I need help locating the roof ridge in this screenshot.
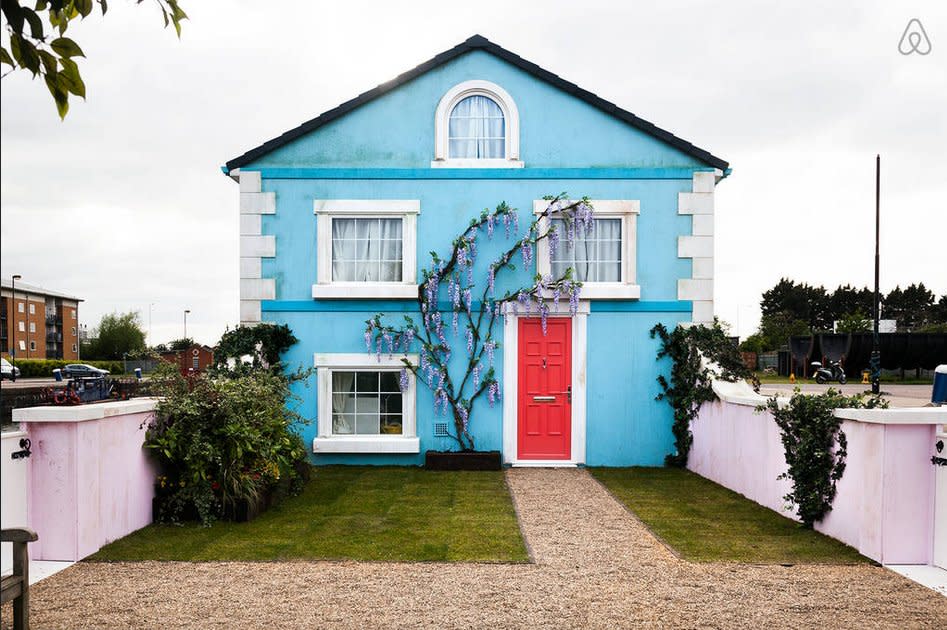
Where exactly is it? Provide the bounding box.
[224,34,728,172]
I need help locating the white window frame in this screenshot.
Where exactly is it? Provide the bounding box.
[313,353,420,454]
[29,341,36,352]
[18,321,25,333]
[17,302,24,313]
[28,322,35,334]
[312,200,420,299]
[534,199,641,300]
[432,80,523,168]
[28,303,35,315]
[18,340,25,351]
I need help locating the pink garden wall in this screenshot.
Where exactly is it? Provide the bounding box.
[14,399,159,562]
[688,381,945,565]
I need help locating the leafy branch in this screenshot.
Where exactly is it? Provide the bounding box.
[1,0,187,117]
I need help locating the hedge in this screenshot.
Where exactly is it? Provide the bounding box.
[8,359,125,378]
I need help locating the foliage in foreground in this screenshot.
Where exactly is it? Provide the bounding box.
[145,363,309,526]
[1,0,186,118]
[650,320,755,467]
[212,322,298,375]
[760,389,887,527]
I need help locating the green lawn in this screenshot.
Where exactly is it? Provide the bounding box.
[753,372,932,385]
[90,466,528,563]
[591,467,867,564]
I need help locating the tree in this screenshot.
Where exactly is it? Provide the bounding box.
[758,312,810,351]
[364,195,590,452]
[1,0,186,118]
[85,311,146,359]
[835,310,870,334]
[883,283,935,331]
[761,278,830,331]
[167,337,194,351]
[213,323,297,375]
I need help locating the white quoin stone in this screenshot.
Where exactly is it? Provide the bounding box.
[240,300,261,324]
[240,278,276,300]
[238,170,262,193]
[692,171,716,193]
[678,235,713,259]
[240,192,276,214]
[692,300,715,324]
[692,257,714,279]
[677,192,714,215]
[692,214,714,236]
[240,257,262,279]
[240,235,276,258]
[240,214,262,236]
[678,278,714,301]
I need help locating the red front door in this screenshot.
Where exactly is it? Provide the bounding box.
[517,318,572,460]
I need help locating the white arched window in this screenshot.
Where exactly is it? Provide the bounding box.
[433,80,522,168]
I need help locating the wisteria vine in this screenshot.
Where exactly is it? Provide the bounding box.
[364,195,595,451]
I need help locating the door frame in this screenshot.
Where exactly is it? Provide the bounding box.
[502,300,588,466]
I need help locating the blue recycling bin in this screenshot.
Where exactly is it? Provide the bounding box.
[52,368,63,382]
[134,367,143,380]
[933,365,947,405]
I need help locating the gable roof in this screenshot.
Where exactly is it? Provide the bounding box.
[224,35,728,172]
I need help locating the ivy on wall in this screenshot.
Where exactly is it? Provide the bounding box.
[650,320,755,467]
[760,389,887,527]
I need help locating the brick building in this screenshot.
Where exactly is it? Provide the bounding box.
[1,278,82,361]
[160,344,215,375]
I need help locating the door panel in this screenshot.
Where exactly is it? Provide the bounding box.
[517,318,572,460]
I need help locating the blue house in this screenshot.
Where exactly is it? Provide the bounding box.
[223,35,728,467]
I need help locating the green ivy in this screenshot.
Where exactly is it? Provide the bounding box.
[760,389,887,527]
[650,320,755,467]
[212,323,298,375]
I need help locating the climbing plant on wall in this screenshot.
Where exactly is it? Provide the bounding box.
[650,320,755,467]
[363,195,594,452]
[760,389,887,527]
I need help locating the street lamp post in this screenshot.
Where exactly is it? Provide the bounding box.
[11,274,21,380]
[149,302,156,347]
[184,309,191,341]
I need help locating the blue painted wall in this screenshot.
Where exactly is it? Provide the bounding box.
[241,47,717,466]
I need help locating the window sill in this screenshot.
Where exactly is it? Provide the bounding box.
[574,284,641,300]
[313,436,420,454]
[430,158,524,169]
[311,283,418,300]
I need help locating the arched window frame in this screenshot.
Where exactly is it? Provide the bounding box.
[432,80,522,168]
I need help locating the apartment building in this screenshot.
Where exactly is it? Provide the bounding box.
[1,278,82,361]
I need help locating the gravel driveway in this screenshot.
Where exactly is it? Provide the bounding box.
[5,468,945,628]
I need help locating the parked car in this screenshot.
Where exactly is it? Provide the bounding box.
[62,363,110,378]
[1,357,20,381]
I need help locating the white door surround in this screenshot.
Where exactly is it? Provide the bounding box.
[502,301,588,467]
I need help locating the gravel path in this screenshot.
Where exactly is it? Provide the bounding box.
[5,468,945,629]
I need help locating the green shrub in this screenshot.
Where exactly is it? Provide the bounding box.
[144,364,310,525]
[760,389,887,527]
[11,358,124,377]
[651,319,756,467]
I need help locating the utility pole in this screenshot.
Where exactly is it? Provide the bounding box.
[184,309,190,341]
[870,155,881,395]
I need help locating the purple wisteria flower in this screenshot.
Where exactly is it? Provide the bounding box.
[399,367,410,392]
[466,328,474,355]
[472,363,481,390]
[485,340,495,367]
[463,288,472,312]
[540,302,549,335]
[517,290,531,315]
[364,329,373,352]
[521,240,533,267]
[452,311,459,336]
[569,282,580,316]
[487,265,495,295]
[502,212,511,239]
[548,225,561,257]
[405,327,415,347]
[487,213,495,238]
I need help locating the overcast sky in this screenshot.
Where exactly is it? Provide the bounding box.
[1,0,944,344]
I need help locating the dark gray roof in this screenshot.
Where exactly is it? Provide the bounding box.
[224,34,728,172]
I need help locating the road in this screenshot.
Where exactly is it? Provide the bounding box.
[758,383,935,407]
[0,377,66,390]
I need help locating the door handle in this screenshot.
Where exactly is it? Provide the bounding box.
[558,386,571,403]
[533,395,555,402]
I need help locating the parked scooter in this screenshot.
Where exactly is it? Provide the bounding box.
[811,360,847,385]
